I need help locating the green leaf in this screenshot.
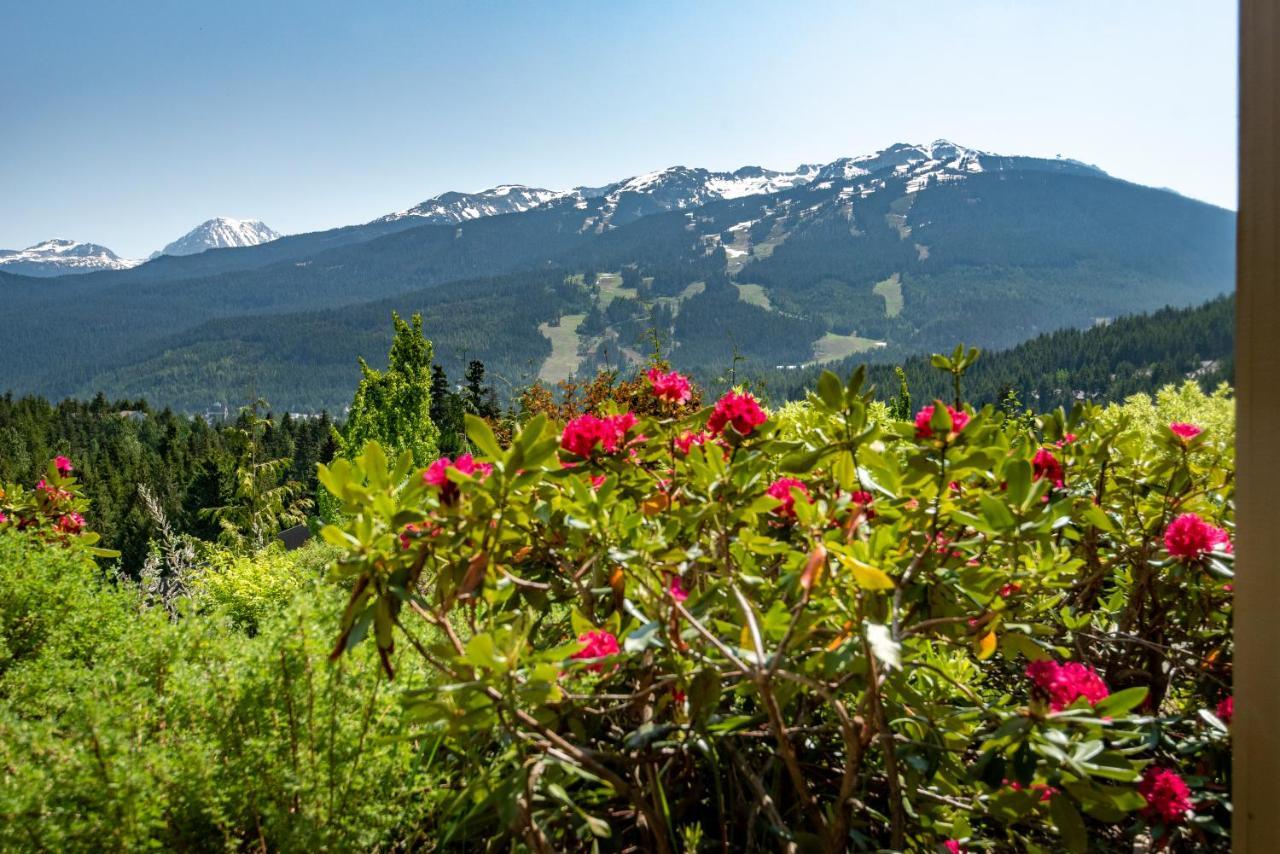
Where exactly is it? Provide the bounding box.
[1005,459,1032,506]
[837,554,895,591]
[979,493,1017,530]
[1092,686,1148,718]
[817,371,844,410]
[465,414,502,461]
[1050,794,1088,853]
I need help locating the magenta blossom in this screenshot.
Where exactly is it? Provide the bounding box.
[646,367,693,405]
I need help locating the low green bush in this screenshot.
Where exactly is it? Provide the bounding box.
[0,530,446,851]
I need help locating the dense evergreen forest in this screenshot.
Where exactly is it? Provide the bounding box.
[740,294,1234,410]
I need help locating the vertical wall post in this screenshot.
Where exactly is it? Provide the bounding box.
[1235,0,1279,848]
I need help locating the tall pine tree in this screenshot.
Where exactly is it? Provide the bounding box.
[336,312,440,467]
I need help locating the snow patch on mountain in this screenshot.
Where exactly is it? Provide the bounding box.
[0,239,139,277]
[155,218,280,258]
[379,185,568,224]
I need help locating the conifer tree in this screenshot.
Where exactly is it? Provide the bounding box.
[336,312,440,467]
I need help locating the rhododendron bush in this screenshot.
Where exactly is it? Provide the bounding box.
[319,355,1232,851]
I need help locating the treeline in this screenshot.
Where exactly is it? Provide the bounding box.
[0,394,337,569]
[742,294,1235,409]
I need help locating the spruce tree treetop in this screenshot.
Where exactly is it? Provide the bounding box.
[337,312,440,467]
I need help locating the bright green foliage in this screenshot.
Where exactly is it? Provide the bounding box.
[0,531,447,851]
[191,541,336,633]
[321,359,1233,851]
[1097,381,1235,448]
[337,312,441,468]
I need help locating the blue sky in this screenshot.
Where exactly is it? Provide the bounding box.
[1,0,1238,259]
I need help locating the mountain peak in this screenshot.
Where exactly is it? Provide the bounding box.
[0,238,138,277]
[378,185,568,225]
[154,218,280,258]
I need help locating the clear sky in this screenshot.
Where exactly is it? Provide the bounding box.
[1,0,1238,259]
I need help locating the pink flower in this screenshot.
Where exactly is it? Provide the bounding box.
[424,453,493,504]
[55,513,85,535]
[943,841,964,854]
[1170,422,1202,441]
[674,430,712,455]
[849,490,876,519]
[1164,513,1232,560]
[1216,695,1233,726]
[646,368,692,405]
[668,574,689,602]
[999,582,1022,598]
[399,523,420,550]
[561,413,639,457]
[0,512,8,525]
[35,479,71,503]
[707,391,767,437]
[1032,449,1065,489]
[914,405,970,439]
[53,456,73,476]
[571,630,620,672]
[767,477,811,518]
[1055,433,1077,448]
[1025,660,1110,711]
[1138,767,1193,825]
[589,473,607,490]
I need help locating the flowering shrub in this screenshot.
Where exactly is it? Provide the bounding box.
[0,457,116,557]
[319,358,1232,851]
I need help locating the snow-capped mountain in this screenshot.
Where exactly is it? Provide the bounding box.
[374,142,1086,235]
[0,239,139,277]
[154,217,280,258]
[377,185,568,225]
[583,163,822,229]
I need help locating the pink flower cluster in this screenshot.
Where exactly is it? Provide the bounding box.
[54,455,74,476]
[1138,767,1193,825]
[914,405,970,439]
[667,574,689,602]
[1169,422,1202,441]
[1163,512,1232,560]
[707,391,766,437]
[424,453,493,504]
[571,630,620,672]
[1216,695,1233,725]
[561,412,639,457]
[54,513,85,535]
[1025,659,1110,711]
[646,368,692,405]
[767,477,811,518]
[674,430,713,455]
[1032,449,1065,488]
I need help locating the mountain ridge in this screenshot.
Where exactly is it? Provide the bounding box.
[0,140,1233,410]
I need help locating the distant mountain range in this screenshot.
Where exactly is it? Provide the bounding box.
[1,217,281,276]
[0,140,1234,411]
[0,239,139,276]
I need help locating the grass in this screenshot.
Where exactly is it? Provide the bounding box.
[538,313,586,382]
[734,283,773,310]
[812,332,885,364]
[873,273,904,318]
[652,281,705,318]
[595,273,637,308]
